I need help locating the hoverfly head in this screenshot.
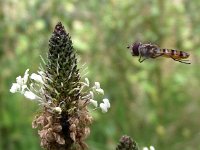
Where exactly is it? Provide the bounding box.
[127,42,140,56]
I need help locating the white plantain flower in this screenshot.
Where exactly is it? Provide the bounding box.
[10,83,21,93]
[99,98,110,113]
[90,99,98,107]
[143,146,155,150]
[103,98,110,108]
[30,73,44,84]
[24,91,37,100]
[100,103,108,113]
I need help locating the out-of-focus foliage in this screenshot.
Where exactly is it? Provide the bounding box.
[1,0,200,150]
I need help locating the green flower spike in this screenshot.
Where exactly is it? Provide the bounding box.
[32,22,92,150]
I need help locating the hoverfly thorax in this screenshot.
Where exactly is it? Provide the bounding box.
[127,42,141,56]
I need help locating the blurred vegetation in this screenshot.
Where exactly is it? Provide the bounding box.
[1,0,200,150]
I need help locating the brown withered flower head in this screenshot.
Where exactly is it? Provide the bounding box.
[10,22,110,150]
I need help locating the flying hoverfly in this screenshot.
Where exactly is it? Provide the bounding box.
[127,42,191,64]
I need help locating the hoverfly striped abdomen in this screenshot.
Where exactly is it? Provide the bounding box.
[161,49,190,60]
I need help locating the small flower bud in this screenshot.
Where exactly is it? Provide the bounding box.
[53,107,62,114]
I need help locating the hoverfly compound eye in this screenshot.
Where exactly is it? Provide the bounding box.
[131,42,140,56]
[127,43,140,56]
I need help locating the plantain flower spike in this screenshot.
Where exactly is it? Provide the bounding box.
[10,22,111,150]
[32,22,92,150]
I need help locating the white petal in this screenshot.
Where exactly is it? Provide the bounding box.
[96,88,104,95]
[150,146,155,150]
[24,91,37,100]
[10,83,20,93]
[85,78,89,86]
[100,103,108,113]
[90,91,94,99]
[24,69,29,75]
[30,73,44,84]
[143,147,149,150]
[23,69,29,84]
[90,99,98,107]
[103,98,110,108]
[94,82,100,89]
[21,85,28,93]
[16,76,23,85]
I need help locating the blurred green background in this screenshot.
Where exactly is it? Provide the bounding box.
[1,0,200,150]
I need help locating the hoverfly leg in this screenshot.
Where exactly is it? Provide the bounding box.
[138,55,142,62]
[178,60,191,64]
[139,58,147,63]
[138,55,147,63]
[170,57,191,64]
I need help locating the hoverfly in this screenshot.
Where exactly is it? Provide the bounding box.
[127,42,191,64]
